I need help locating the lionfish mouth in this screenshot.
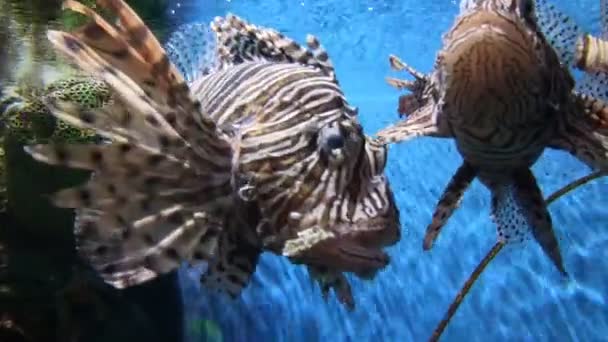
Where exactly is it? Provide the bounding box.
[305,238,389,274]
[295,219,400,278]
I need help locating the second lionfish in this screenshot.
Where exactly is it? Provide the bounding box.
[24,0,401,309]
[535,0,608,102]
[377,0,608,274]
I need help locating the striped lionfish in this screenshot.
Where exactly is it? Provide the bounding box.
[25,0,400,309]
[377,0,608,275]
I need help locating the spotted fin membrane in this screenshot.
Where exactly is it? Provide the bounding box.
[376,2,606,341]
[164,22,220,84]
[490,170,565,275]
[535,0,608,171]
[376,0,603,282]
[535,0,608,101]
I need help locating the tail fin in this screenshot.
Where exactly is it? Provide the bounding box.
[24,0,234,288]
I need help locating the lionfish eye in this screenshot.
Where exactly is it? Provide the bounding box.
[325,133,345,150]
[318,122,347,165]
[319,122,344,151]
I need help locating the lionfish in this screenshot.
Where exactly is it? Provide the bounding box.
[376,0,608,275]
[25,0,400,309]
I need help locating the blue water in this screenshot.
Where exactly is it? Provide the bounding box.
[170,1,608,341]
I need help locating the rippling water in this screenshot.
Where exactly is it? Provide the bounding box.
[1,0,606,341]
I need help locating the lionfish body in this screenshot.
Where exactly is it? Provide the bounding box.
[378,0,608,275]
[26,0,400,309]
[440,0,571,176]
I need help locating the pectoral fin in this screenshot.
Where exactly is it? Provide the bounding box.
[423,162,477,250]
[550,93,608,171]
[375,102,451,145]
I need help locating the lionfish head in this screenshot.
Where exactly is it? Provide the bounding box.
[256,111,400,280]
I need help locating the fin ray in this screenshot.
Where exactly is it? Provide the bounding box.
[210,14,336,81]
[577,72,608,102]
[201,227,261,298]
[375,103,450,144]
[55,0,233,163]
[490,170,567,276]
[535,0,608,101]
[25,0,236,289]
[512,169,567,276]
[534,0,583,67]
[423,162,477,250]
[76,207,221,288]
[308,266,354,310]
